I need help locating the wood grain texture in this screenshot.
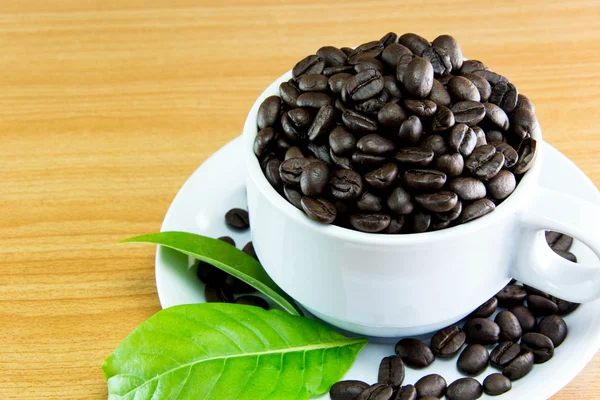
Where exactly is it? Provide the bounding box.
[0,0,598,398]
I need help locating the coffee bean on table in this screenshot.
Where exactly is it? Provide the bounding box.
[357,383,394,400]
[234,295,269,310]
[445,378,483,400]
[242,241,257,259]
[520,332,554,364]
[464,318,500,345]
[495,310,523,342]
[225,208,250,230]
[459,198,495,224]
[365,163,399,189]
[486,170,516,200]
[502,351,534,381]
[398,116,423,143]
[350,213,391,233]
[457,344,489,376]
[483,373,512,396]
[378,355,405,388]
[394,385,417,400]
[431,325,466,357]
[468,297,498,318]
[205,285,234,303]
[301,197,337,224]
[449,177,486,201]
[510,305,537,333]
[330,380,370,400]
[435,153,464,177]
[539,314,568,347]
[490,341,521,369]
[495,284,527,306]
[395,338,435,368]
[545,231,574,252]
[526,294,559,316]
[452,101,485,126]
[415,374,447,399]
[403,56,434,98]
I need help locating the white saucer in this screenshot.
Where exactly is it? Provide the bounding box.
[156,137,600,400]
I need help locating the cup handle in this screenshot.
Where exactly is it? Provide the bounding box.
[512,187,600,302]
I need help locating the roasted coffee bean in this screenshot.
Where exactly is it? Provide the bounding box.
[452,101,486,126]
[197,262,226,287]
[429,79,452,107]
[513,137,537,174]
[449,177,486,201]
[403,169,447,191]
[516,93,536,113]
[398,116,423,143]
[415,374,447,399]
[288,108,313,130]
[420,134,447,156]
[217,236,235,247]
[430,105,455,132]
[459,59,489,74]
[330,149,353,169]
[490,341,521,368]
[283,184,303,209]
[457,344,489,376]
[387,186,414,215]
[459,198,495,223]
[449,124,477,156]
[483,374,512,396]
[324,65,355,76]
[205,285,234,303]
[357,191,384,212]
[301,197,337,224]
[330,169,364,200]
[308,105,337,141]
[350,213,391,232]
[448,76,480,102]
[357,134,396,155]
[464,318,500,345]
[380,32,399,46]
[422,46,452,75]
[510,305,537,333]
[365,163,399,189]
[395,147,434,166]
[396,53,415,84]
[446,378,483,400]
[297,73,328,92]
[393,385,417,400]
[383,75,403,99]
[378,356,405,388]
[378,102,407,128]
[489,81,518,113]
[340,47,354,56]
[293,54,325,77]
[435,201,462,221]
[348,41,385,64]
[472,126,487,147]
[275,136,291,153]
[300,160,329,196]
[468,297,498,318]
[384,215,405,234]
[523,284,550,298]
[520,332,554,364]
[352,152,387,166]
[382,43,412,68]
[307,143,333,164]
[435,153,464,177]
[398,33,430,55]
[411,211,431,232]
[395,338,435,368]
[527,294,559,316]
[254,127,277,157]
[257,96,281,130]
[431,325,466,358]
[432,34,464,71]
[296,92,333,109]
[404,99,437,117]
[354,57,386,75]
[356,98,386,115]
[555,250,577,262]
[462,73,492,102]
[335,97,349,113]
[403,57,434,98]
[316,46,348,67]
[242,241,257,259]
[484,103,510,131]
[234,295,269,310]
[495,311,523,342]
[539,314,568,347]
[279,81,301,107]
[357,383,394,400]
[329,73,353,94]
[495,284,527,307]
[329,126,356,155]
[415,191,458,212]
[485,130,505,143]
[491,141,518,168]
[545,231,573,252]
[465,145,504,180]
[552,297,580,315]
[330,380,370,400]
[430,219,451,231]
[280,113,304,142]
[279,157,312,184]
[225,208,250,230]
[343,110,379,133]
[265,158,283,190]
[472,70,508,85]
[343,69,385,102]
[511,108,540,139]
[502,351,534,381]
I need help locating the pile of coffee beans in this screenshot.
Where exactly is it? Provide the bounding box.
[330,232,578,399]
[195,208,269,310]
[253,32,540,233]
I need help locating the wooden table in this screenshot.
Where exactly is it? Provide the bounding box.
[1,1,598,398]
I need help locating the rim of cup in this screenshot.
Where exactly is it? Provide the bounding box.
[243,69,543,246]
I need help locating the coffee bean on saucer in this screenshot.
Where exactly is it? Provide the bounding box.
[526,295,559,316]
[520,332,554,363]
[234,295,269,310]
[490,341,521,369]
[393,385,417,400]
[357,383,394,400]
[545,231,574,252]
[330,380,370,400]
[445,378,483,400]
[457,344,489,376]
[205,285,234,303]
[495,311,523,342]
[552,296,580,315]
[539,314,568,347]
[223,273,255,294]
[463,318,500,345]
[431,325,466,357]
[242,241,257,259]
[495,284,527,307]
[301,197,337,224]
[415,374,447,399]
[522,284,550,298]
[483,373,512,396]
[509,305,537,333]
[378,356,405,388]
[468,297,498,318]
[502,351,534,381]
[395,338,435,368]
[225,208,250,230]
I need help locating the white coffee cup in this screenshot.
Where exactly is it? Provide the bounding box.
[243,70,600,337]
